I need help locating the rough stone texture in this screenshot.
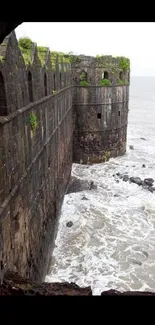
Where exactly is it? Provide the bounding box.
[0,32,73,283]
[73,86,129,164]
[67,176,97,194]
[0,271,92,295]
[101,289,155,296]
[0,271,154,296]
[0,31,130,285]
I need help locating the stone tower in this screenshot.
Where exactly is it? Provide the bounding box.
[72,55,130,164]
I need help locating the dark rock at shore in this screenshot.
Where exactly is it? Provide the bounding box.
[66,221,73,227]
[129,145,134,150]
[132,259,142,266]
[129,177,142,186]
[142,251,149,258]
[122,174,129,182]
[148,186,155,193]
[101,289,155,296]
[89,181,97,190]
[0,271,92,296]
[114,173,155,194]
[67,176,97,194]
[144,178,154,186]
[142,164,146,168]
[81,196,89,200]
[140,137,146,140]
[2,271,155,296]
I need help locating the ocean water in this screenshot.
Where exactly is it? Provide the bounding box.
[45,77,155,295]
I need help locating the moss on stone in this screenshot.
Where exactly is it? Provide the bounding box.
[100,79,112,86]
[18,37,33,66]
[116,79,129,86]
[0,55,5,63]
[37,46,48,66]
[80,80,89,86]
[29,112,38,135]
[116,57,130,71]
[52,90,57,95]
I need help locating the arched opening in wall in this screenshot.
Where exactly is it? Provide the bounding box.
[97,113,101,119]
[80,71,88,82]
[119,71,123,80]
[28,71,33,102]
[53,73,56,90]
[60,73,62,88]
[0,71,7,115]
[44,73,47,96]
[104,71,109,79]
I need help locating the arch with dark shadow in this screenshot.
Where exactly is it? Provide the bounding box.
[53,73,56,90]
[28,71,33,102]
[0,71,7,115]
[119,71,123,80]
[44,73,47,96]
[104,71,109,79]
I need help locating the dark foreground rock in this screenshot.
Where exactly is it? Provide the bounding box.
[101,289,155,296]
[67,176,97,194]
[1,272,155,295]
[114,173,155,193]
[66,221,73,227]
[130,177,142,186]
[0,271,92,296]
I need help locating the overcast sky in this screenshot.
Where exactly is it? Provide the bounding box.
[15,22,155,76]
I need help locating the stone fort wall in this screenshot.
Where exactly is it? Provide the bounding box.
[0,31,73,282]
[72,55,130,164]
[0,31,130,282]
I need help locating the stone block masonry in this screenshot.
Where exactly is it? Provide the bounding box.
[72,55,130,164]
[0,31,130,282]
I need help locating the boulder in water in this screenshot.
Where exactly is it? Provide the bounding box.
[129,177,142,186]
[66,221,73,227]
[81,196,89,200]
[129,145,134,150]
[123,174,129,182]
[144,178,154,186]
[67,176,97,194]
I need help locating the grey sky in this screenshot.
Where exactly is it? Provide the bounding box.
[15,22,155,76]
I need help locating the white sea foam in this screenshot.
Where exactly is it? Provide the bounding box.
[45,77,155,295]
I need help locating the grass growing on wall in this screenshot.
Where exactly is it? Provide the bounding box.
[18,37,32,66]
[29,112,38,135]
[37,46,48,66]
[0,55,5,63]
[80,80,89,86]
[118,57,130,71]
[117,79,129,86]
[100,79,112,86]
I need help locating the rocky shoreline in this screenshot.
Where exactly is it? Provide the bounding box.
[0,271,155,295]
[113,173,155,193]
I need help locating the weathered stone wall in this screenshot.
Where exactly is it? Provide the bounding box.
[0,87,73,282]
[0,31,73,282]
[73,85,129,164]
[0,31,130,283]
[72,55,130,164]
